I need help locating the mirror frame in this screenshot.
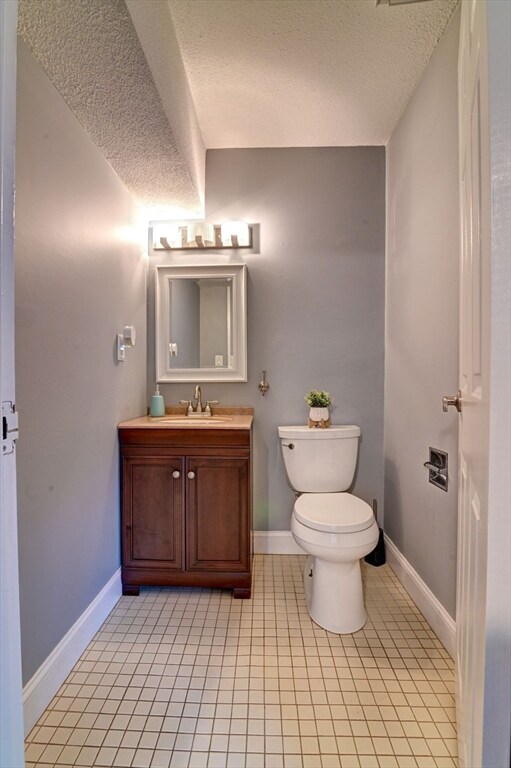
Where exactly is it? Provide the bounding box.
[155,264,247,383]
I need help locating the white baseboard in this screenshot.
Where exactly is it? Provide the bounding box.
[384,535,456,659]
[23,568,122,735]
[253,530,306,555]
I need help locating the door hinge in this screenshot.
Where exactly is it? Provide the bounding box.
[2,401,19,455]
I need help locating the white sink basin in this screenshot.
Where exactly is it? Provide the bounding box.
[158,416,230,425]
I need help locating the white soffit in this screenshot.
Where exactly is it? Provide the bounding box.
[125,0,205,210]
[18,0,204,213]
[167,0,459,148]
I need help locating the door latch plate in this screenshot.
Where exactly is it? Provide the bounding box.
[2,401,19,455]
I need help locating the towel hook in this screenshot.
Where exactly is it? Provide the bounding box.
[258,369,270,396]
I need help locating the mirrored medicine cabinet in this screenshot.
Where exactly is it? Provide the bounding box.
[155,264,247,383]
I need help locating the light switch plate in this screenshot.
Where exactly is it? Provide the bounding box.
[116,334,126,362]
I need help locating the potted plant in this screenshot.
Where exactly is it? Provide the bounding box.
[304,390,332,428]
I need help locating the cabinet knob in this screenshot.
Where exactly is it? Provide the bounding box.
[172,470,180,479]
[187,471,195,480]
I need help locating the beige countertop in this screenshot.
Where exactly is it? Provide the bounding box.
[119,407,253,431]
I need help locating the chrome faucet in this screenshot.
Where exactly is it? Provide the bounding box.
[193,385,203,413]
[179,385,219,416]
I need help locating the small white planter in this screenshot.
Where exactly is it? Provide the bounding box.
[308,407,330,427]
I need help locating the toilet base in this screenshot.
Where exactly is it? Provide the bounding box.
[303,555,367,634]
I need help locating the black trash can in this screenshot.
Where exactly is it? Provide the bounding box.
[365,526,386,567]
[364,500,386,567]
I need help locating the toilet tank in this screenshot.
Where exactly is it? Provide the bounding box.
[278,425,361,493]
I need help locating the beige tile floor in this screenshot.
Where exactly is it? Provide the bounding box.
[25,555,457,768]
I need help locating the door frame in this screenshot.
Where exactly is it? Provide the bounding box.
[0,1,25,765]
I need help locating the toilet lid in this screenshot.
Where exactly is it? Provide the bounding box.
[294,493,374,533]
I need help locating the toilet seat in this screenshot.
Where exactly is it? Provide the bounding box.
[294,493,374,533]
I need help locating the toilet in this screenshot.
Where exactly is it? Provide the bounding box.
[278,425,379,634]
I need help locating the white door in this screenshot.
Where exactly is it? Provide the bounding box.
[0,2,25,766]
[455,2,491,766]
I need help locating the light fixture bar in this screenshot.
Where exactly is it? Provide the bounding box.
[152,221,253,251]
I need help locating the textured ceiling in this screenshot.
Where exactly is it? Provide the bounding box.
[18,0,204,213]
[167,0,459,148]
[17,0,458,213]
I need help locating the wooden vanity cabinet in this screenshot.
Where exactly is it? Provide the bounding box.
[119,425,252,598]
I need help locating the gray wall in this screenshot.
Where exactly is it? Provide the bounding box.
[149,148,386,531]
[384,9,460,617]
[15,40,147,684]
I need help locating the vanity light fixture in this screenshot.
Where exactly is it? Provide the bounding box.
[220,221,251,247]
[116,325,137,363]
[151,220,252,251]
[186,222,215,247]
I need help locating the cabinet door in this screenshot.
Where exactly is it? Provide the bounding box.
[122,458,184,570]
[187,457,250,572]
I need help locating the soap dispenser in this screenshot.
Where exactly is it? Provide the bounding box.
[150,384,165,417]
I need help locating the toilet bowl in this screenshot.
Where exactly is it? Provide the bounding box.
[278,425,379,634]
[292,494,378,633]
